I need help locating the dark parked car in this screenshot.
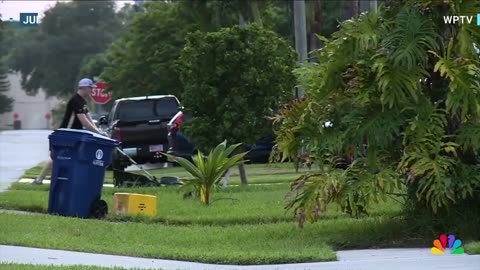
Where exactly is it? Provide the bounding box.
[166,111,275,163]
[98,95,181,169]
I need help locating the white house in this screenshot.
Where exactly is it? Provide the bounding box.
[0,72,62,130]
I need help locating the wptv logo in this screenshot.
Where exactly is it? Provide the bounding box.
[443,14,480,25]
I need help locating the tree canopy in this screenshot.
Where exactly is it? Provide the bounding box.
[98,0,295,99]
[4,0,365,101]
[7,0,125,97]
[100,2,195,99]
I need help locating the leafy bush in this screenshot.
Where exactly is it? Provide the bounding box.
[177,24,297,151]
[276,1,480,226]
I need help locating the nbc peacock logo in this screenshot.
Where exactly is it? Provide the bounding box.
[431,234,464,255]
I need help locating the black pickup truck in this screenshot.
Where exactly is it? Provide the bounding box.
[98,95,181,169]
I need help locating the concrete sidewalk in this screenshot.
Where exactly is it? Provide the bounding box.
[1,245,479,270]
[16,178,286,188]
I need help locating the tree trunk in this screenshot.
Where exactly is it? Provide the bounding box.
[309,0,322,51]
[343,0,359,20]
[238,163,248,185]
[200,185,210,205]
[249,0,263,26]
[294,157,299,173]
[239,12,246,26]
[352,0,360,17]
[196,0,212,32]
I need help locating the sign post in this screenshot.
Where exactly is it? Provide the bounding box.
[13,113,21,130]
[45,112,51,129]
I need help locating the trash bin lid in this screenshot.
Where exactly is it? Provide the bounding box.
[51,128,119,146]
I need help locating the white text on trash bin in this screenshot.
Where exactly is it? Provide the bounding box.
[93,149,104,166]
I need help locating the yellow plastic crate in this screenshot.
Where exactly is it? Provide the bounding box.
[113,193,157,216]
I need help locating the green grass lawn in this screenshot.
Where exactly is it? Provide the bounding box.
[0,211,478,265]
[465,242,480,254]
[0,213,339,264]
[1,211,435,264]
[2,182,402,226]
[2,162,478,264]
[0,264,136,270]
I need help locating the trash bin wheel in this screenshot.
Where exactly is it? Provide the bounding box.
[90,199,108,219]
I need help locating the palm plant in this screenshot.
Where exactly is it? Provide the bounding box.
[163,141,248,205]
[274,0,480,226]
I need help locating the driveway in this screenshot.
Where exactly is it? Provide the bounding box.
[0,129,51,191]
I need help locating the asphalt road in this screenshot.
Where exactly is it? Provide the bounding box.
[0,129,51,191]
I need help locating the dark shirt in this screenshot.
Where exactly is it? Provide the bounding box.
[59,93,89,129]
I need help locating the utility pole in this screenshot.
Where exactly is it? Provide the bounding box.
[293,0,307,97]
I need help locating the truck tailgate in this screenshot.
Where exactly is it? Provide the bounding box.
[117,120,169,147]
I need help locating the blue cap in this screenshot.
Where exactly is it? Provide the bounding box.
[78,78,95,88]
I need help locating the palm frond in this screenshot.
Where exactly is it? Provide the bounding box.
[382,7,439,70]
[336,11,385,52]
[456,124,480,153]
[373,57,428,107]
[162,153,204,180]
[163,141,247,205]
[432,40,480,119]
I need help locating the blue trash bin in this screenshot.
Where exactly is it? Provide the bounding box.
[48,128,119,218]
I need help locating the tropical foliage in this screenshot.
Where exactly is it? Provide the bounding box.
[163,141,247,205]
[0,20,13,114]
[274,0,480,226]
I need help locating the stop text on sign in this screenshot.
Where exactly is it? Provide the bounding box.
[91,82,112,104]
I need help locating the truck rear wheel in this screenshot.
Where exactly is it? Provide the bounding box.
[111,147,129,171]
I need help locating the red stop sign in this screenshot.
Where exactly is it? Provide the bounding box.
[91,82,112,104]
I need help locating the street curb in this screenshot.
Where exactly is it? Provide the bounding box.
[18,178,115,188]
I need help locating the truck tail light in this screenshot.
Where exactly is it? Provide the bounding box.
[174,112,184,130]
[114,127,122,142]
[168,112,184,133]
